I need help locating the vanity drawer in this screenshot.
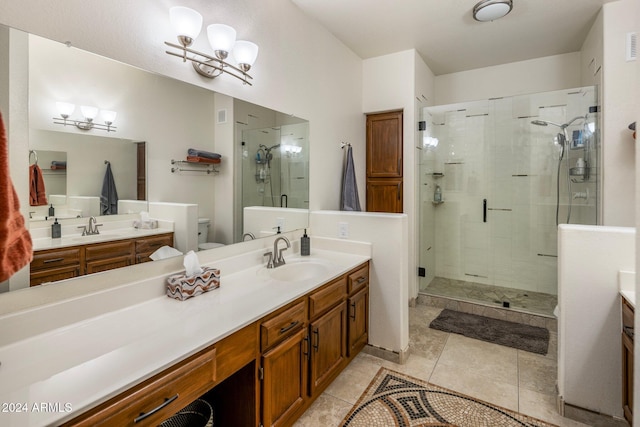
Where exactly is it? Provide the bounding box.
[308,276,347,320]
[136,233,174,263]
[261,299,306,351]
[347,263,369,295]
[65,345,217,427]
[30,265,82,286]
[31,247,81,270]
[85,240,135,261]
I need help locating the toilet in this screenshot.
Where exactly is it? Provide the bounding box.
[197,218,225,251]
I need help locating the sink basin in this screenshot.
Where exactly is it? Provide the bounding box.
[263,260,333,282]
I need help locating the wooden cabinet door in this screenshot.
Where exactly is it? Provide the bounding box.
[366,178,402,213]
[366,111,403,178]
[309,303,346,397]
[261,328,308,427]
[347,287,369,357]
[86,255,134,275]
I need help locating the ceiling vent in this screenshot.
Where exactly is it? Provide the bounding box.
[627,32,637,62]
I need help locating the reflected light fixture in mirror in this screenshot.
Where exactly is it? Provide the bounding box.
[165,6,259,85]
[472,0,513,22]
[53,102,117,132]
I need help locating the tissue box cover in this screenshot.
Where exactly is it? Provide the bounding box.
[166,267,220,301]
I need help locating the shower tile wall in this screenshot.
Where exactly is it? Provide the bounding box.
[420,87,598,298]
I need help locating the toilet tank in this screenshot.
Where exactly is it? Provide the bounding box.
[197,218,210,244]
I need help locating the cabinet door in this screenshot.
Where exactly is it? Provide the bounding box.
[622,332,634,423]
[262,328,308,427]
[135,233,174,263]
[309,303,346,396]
[366,178,402,213]
[366,111,403,178]
[86,255,134,275]
[347,287,369,357]
[30,265,82,286]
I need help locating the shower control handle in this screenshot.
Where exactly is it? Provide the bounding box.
[483,199,487,223]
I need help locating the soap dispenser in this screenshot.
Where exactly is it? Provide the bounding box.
[301,229,310,256]
[51,218,61,239]
[434,185,442,203]
[48,204,55,217]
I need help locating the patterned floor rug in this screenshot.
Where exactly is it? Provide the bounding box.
[340,368,558,427]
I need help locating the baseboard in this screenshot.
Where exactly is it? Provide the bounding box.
[560,401,629,427]
[362,344,410,365]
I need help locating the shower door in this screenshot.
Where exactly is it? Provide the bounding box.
[419,86,599,302]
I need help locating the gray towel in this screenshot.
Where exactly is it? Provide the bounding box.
[100,163,119,215]
[340,145,361,211]
[187,148,221,159]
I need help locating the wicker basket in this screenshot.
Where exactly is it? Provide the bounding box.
[159,399,214,427]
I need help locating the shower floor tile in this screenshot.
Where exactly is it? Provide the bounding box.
[421,277,557,317]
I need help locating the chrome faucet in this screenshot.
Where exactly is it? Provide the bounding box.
[242,232,256,241]
[265,236,290,269]
[78,216,102,236]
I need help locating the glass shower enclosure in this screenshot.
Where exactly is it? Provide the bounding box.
[418,86,599,316]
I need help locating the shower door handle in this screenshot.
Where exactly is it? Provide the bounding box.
[483,199,487,223]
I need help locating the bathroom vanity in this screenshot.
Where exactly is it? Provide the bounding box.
[30,232,174,286]
[0,240,371,427]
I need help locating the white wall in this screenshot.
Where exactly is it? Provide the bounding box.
[600,0,637,227]
[557,224,634,418]
[311,211,409,355]
[434,53,582,105]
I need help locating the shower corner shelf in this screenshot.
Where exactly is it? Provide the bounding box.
[170,159,220,175]
[432,200,444,205]
[431,173,444,178]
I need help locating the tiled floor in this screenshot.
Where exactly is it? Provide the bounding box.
[294,304,624,427]
[422,277,558,317]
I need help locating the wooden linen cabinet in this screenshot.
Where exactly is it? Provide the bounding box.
[366,110,403,213]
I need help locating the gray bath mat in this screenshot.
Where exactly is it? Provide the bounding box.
[429,309,549,355]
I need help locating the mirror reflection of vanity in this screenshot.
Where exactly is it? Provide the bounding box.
[1,24,309,292]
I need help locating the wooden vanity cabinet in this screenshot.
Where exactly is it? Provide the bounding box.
[85,240,135,274]
[136,233,175,263]
[622,297,634,424]
[30,247,83,286]
[65,322,258,427]
[347,263,369,357]
[30,232,174,286]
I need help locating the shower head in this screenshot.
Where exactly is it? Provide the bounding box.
[531,119,564,128]
[531,115,587,129]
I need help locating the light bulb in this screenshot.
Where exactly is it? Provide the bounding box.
[80,105,99,121]
[102,110,117,124]
[56,102,75,118]
[233,40,259,71]
[169,6,203,46]
[207,24,236,60]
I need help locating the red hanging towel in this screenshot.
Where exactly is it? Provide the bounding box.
[0,111,33,282]
[29,163,48,206]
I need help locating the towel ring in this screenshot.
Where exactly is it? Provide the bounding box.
[29,150,38,165]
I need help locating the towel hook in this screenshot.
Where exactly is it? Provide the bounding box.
[29,150,38,165]
[104,160,110,165]
[340,141,351,149]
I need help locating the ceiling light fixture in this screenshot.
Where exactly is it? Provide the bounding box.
[165,6,258,86]
[473,0,513,22]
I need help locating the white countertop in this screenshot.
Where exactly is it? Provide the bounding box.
[31,227,174,251]
[619,270,636,308]
[0,248,370,426]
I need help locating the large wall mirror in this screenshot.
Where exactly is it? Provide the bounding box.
[0,24,309,292]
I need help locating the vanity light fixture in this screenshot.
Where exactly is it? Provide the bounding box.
[165,6,259,85]
[53,102,117,132]
[472,0,513,22]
